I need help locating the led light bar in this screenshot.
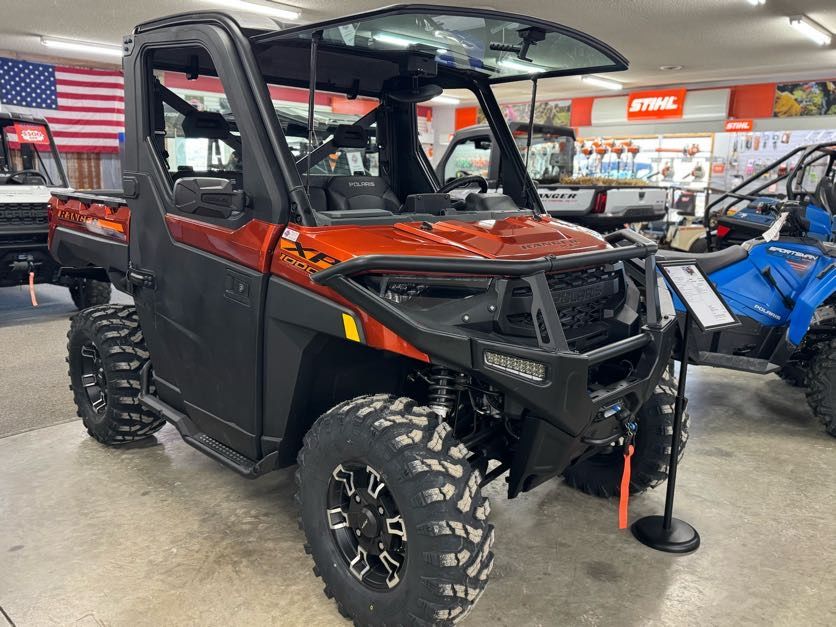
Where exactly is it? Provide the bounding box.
[484,351,547,382]
[746,0,765,6]
[580,75,624,91]
[789,15,832,47]
[40,37,123,58]
[205,0,300,21]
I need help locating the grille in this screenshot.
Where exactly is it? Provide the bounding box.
[504,266,624,349]
[547,266,621,330]
[0,203,49,228]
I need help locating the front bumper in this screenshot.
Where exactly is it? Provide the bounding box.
[312,230,677,496]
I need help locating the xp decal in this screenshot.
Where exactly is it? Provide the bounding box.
[279,237,340,274]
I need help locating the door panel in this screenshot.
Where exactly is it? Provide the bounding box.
[124,33,286,460]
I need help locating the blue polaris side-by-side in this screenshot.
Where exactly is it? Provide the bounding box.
[710,141,836,249]
[639,201,836,436]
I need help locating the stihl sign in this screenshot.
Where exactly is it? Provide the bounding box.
[724,119,754,132]
[627,89,687,120]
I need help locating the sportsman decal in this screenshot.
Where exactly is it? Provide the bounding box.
[766,246,817,273]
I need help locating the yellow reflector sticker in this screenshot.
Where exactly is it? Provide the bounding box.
[342,313,361,342]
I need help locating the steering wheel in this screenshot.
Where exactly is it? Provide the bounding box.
[4,169,48,184]
[438,174,488,194]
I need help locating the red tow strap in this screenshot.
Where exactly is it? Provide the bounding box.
[28,271,38,307]
[618,444,634,529]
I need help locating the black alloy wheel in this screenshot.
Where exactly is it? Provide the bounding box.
[326,462,408,590]
[79,341,108,415]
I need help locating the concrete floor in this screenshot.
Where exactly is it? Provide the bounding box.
[1,285,835,626]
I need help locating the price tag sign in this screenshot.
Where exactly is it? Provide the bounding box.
[658,259,740,331]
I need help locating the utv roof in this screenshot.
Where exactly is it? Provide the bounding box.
[0,111,50,126]
[134,5,628,85]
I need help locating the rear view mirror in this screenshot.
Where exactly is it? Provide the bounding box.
[174,177,245,219]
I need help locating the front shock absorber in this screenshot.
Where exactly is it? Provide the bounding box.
[428,366,457,418]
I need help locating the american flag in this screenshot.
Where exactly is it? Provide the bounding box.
[0,57,124,153]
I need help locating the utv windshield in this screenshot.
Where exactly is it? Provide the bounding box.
[249,6,628,224]
[260,6,628,83]
[0,120,67,187]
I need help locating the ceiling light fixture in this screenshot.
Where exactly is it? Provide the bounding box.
[40,36,123,58]
[789,15,832,46]
[746,0,765,6]
[372,32,417,47]
[580,75,624,91]
[205,0,300,21]
[498,58,546,74]
[430,95,461,105]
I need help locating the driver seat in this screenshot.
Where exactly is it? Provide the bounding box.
[657,245,749,275]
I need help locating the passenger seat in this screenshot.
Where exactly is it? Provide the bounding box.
[324,176,400,217]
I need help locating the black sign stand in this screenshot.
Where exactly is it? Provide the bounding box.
[631,309,700,553]
[631,259,739,554]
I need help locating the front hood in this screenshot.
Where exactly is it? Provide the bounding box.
[393,216,608,259]
[286,215,610,267]
[0,185,53,204]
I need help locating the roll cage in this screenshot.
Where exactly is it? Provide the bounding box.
[707,141,836,217]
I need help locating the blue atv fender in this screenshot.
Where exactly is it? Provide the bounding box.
[789,264,836,345]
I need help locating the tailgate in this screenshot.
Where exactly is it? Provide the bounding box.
[538,187,597,216]
[601,188,667,218]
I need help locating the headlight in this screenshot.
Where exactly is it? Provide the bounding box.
[358,275,491,306]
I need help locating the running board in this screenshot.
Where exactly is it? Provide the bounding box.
[695,351,780,374]
[138,364,278,478]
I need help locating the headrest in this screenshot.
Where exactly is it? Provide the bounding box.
[332,125,368,149]
[182,110,230,140]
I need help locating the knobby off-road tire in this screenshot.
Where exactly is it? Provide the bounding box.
[296,394,494,626]
[564,376,689,497]
[68,277,112,310]
[777,365,806,388]
[67,304,165,444]
[805,338,836,437]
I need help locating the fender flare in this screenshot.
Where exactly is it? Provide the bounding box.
[788,269,836,345]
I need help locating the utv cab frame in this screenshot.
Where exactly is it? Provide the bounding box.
[52,6,682,624]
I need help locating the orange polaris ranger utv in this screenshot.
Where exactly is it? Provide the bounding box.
[50,6,684,624]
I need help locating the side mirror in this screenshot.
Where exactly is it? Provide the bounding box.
[174,177,245,219]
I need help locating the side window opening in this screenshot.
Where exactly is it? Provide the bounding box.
[146,47,244,191]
